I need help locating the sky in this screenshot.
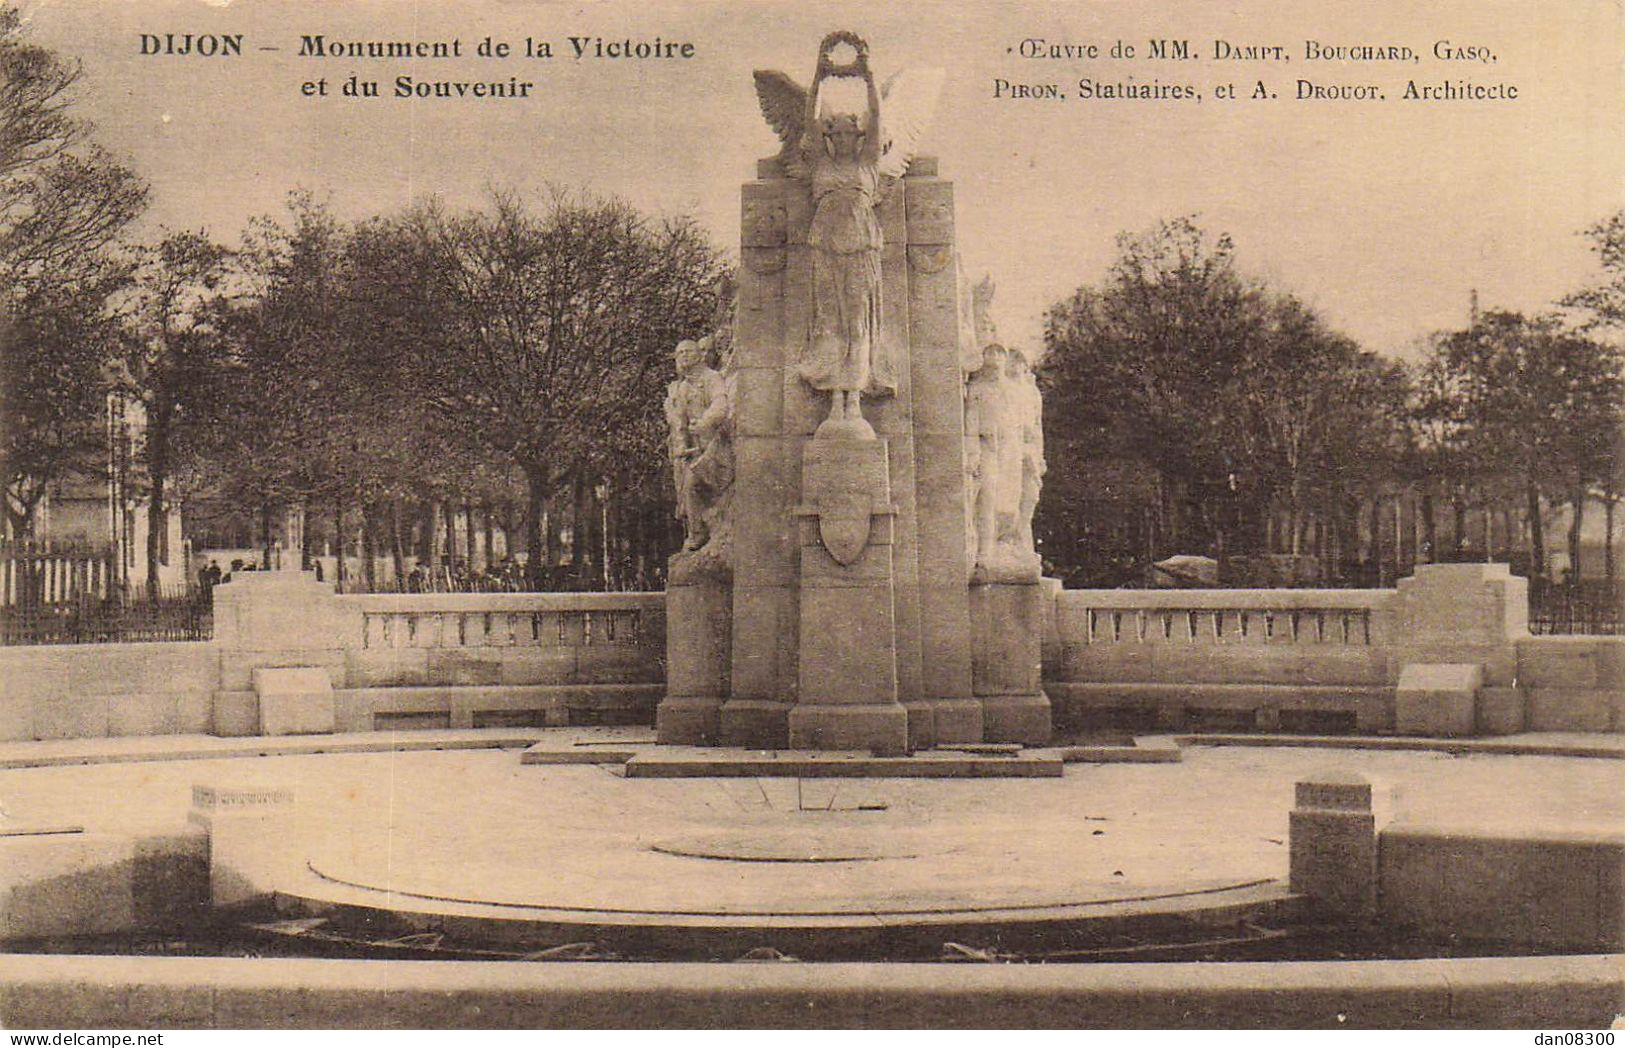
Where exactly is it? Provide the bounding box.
[17,0,1625,361]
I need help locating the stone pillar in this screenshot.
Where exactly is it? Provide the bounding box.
[1288,771,1384,922]
[210,570,360,736]
[1392,563,1528,735]
[189,784,299,908]
[718,167,797,747]
[972,579,1052,744]
[901,165,980,747]
[788,437,908,753]
[656,577,731,744]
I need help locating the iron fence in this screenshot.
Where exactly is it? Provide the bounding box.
[1529,579,1623,636]
[0,584,212,645]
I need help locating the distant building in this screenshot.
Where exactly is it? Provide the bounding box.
[5,393,186,592]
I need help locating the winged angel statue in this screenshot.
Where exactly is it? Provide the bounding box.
[754,32,943,432]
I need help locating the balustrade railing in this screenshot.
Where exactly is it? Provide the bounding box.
[347,592,662,651]
[1057,590,1393,648]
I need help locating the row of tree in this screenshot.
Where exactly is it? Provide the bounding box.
[86,191,727,595]
[1037,216,1625,586]
[0,10,728,594]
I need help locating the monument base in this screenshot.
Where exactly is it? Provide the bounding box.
[981,692,1053,745]
[929,698,985,744]
[718,699,791,748]
[788,703,910,755]
[655,697,724,746]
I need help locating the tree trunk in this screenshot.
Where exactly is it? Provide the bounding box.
[425,498,443,578]
[389,500,407,585]
[572,474,590,588]
[1420,489,1436,564]
[1568,488,1585,582]
[524,465,546,590]
[362,503,378,592]
[1605,494,1617,586]
[1369,497,1383,585]
[1526,479,1546,580]
[482,502,494,574]
[332,497,346,593]
[441,498,456,578]
[299,504,313,571]
[1392,495,1405,579]
[145,409,171,600]
[1452,492,1466,560]
[260,501,274,570]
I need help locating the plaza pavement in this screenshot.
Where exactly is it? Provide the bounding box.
[0,728,1618,919]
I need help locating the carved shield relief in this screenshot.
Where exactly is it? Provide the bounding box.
[818,491,873,566]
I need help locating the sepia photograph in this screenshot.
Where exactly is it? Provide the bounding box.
[0,0,1621,1031]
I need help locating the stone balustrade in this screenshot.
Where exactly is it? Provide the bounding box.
[1057,589,1391,649]
[1045,569,1530,734]
[2,564,1618,741]
[350,592,658,651]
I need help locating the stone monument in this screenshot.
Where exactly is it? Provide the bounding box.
[656,31,1050,751]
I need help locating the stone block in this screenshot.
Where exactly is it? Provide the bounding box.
[210,690,259,736]
[31,691,109,740]
[665,580,732,699]
[425,650,503,686]
[1291,772,1378,921]
[190,784,298,908]
[1396,562,1528,646]
[1476,686,1525,735]
[575,646,662,684]
[916,581,974,702]
[1516,638,1601,688]
[1296,776,1373,812]
[332,689,373,732]
[904,177,955,244]
[926,697,984,744]
[729,437,797,587]
[980,692,1052,745]
[496,649,578,686]
[211,570,364,652]
[798,582,898,706]
[131,830,209,931]
[62,644,217,698]
[718,698,791,748]
[253,667,336,736]
[217,647,347,692]
[1594,637,1625,689]
[1526,687,1615,733]
[0,834,136,938]
[734,365,784,438]
[971,582,1043,696]
[1394,663,1480,736]
[729,584,790,701]
[655,697,722,745]
[345,648,429,687]
[787,702,909,754]
[106,692,183,737]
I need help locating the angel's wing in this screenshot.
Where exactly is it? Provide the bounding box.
[753,70,809,162]
[877,67,945,180]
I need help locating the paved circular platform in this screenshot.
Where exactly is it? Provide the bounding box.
[2,736,1620,956]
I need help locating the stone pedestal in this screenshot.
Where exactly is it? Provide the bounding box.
[1392,563,1530,737]
[188,784,298,908]
[656,577,731,745]
[1394,663,1481,737]
[1288,772,1385,922]
[211,570,362,652]
[788,437,908,753]
[971,580,1052,744]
